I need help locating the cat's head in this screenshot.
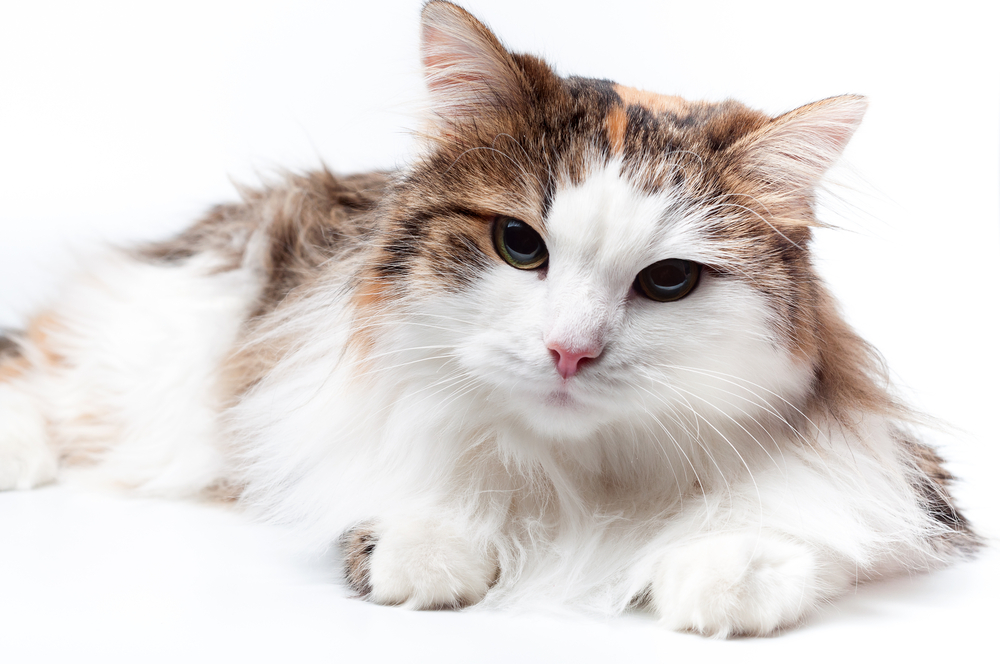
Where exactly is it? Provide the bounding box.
[353,1,883,439]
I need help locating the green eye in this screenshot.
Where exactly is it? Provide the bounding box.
[635,259,700,302]
[493,216,548,270]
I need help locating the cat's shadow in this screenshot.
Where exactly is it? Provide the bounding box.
[618,553,989,638]
[802,554,988,633]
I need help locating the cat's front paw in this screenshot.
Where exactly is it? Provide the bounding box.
[341,516,496,609]
[651,532,820,637]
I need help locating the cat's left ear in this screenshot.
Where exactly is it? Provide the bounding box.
[738,95,868,193]
[420,1,531,127]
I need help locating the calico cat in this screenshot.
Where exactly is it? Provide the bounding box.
[0,0,978,637]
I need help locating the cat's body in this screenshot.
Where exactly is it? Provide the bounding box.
[0,1,977,637]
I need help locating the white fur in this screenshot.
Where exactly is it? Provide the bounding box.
[0,379,57,490]
[0,1,951,635]
[1,159,951,635]
[0,249,260,496]
[368,512,497,608]
[227,160,946,625]
[652,532,821,637]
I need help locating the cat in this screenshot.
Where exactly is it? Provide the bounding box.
[0,0,979,637]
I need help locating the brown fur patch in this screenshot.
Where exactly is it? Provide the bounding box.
[187,170,392,403]
[898,435,981,555]
[141,170,390,318]
[340,522,379,597]
[0,342,31,382]
[198,477,246,504]
[0,335,28,382]
[249,170,390,317]
[0,332,18,358]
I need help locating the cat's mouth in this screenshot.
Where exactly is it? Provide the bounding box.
[516,382,615,437]
[541,383,597,412]
[543,389,577,408]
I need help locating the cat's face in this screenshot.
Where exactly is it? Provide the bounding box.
[450,160,817,438]
[355,2,865,438]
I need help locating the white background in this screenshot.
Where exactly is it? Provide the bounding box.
[1,1,997,661]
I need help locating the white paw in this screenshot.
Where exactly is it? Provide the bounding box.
[651,532,820,637]
[367,516,496,609]
[0,382,57,490]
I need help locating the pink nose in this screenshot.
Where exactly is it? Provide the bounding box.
[548,343,601,379]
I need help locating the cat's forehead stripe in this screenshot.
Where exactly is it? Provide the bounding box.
[612,84,691,118]
[602,84,693,157]
[606,106,628,155]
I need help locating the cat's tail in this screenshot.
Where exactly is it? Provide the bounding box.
[0,326,58,490]
[0,247,267,498]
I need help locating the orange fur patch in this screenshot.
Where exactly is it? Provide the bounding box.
[0,354,29,382]
[606,105,628,155]
[26,312,67,367]
[613,84,691,118]
[346,279,388,371]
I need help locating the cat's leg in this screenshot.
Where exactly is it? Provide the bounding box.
[341,512,498,609]
[646,420,949,637]
[0,334,57,490]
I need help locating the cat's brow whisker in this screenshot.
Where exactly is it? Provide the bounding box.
[710,191,774,218]
[710,201,805,251]
[492,133,545,191]
[445,144,542,193]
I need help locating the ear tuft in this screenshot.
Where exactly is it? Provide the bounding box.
[740,95,868,192]
[420,1,528,125]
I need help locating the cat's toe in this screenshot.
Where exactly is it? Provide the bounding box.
[359,516,496,609]
[340,521,380,597]
[651,532,820,637]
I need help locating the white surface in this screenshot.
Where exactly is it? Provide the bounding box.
[1,485,997,662]
[1,1,997,661]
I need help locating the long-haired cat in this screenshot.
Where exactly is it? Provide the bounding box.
[0,1,978,637]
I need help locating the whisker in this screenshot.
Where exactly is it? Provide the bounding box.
[639,370,784,476]
[630,380,732,506]
[654,363,822,440]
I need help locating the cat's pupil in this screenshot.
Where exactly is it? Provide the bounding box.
[494,216,548,270]
[635,259,700,302]
[648,262,686,288]
[505,220,541,260]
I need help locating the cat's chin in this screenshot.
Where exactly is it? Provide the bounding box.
[513,386,613,439]
[542,388,578,409]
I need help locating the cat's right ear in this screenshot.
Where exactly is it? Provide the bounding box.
[736,95,868,195]
[420,1,530,128]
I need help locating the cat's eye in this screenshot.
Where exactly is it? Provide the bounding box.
[493,216,548,270]
[634,259,701,302]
